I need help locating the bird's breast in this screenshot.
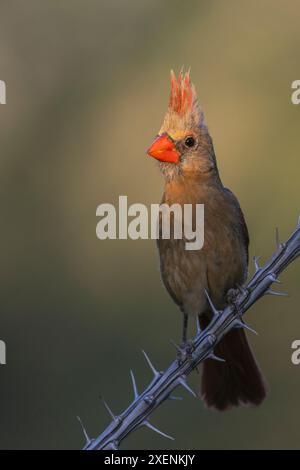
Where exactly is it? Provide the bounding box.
[157,183,248,315]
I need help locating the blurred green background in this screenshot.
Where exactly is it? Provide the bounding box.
[0,0,299,450]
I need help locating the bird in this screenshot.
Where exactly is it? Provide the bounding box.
[146,69,266,411]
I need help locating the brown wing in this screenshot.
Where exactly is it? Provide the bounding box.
[223,187,249,265]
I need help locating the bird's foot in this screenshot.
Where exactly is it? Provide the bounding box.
[226,287,240,305]
[226,286,248,318]
[177,339,194,363]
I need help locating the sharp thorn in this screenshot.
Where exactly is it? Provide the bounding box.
[235,320,258,335]
[143,420,175,441]
[236,284,245,294]
[100,396,115,421]
[204,289,219,317]
[178,376,197,397]
[275,227,280,249]
[253,256,261,272]
[266,289,288,297]
[77,416,91,445]
[243,322,258,335]
[196,316,201,335]
[208,353,226,363]
[130,370,139,400]
[142,350,160,378]
[170,339,182,353]
[269,273,281,284]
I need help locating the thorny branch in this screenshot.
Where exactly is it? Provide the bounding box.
[78,216,300,450]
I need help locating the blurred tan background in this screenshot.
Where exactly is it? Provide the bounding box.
[0,0,299,449]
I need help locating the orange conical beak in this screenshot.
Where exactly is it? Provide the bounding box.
[147,133,180,163]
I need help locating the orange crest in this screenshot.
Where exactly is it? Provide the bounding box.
[169,69,193,115]
[160,68,204,135]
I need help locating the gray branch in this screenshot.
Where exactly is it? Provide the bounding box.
[79,216,300,450]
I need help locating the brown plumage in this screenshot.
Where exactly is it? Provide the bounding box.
[147,70,266,411]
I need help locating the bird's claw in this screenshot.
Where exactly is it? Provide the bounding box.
[177,339,194,363]
[226,287,240,305]
[226,286,248,319]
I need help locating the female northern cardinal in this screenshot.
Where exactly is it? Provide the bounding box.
[147,70,266,410]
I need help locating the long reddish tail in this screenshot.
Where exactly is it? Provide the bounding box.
[201,328,266,411]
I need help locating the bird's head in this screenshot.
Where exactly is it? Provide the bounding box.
[147,69,217,181]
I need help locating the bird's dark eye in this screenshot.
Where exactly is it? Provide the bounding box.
[184,136,195,148]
